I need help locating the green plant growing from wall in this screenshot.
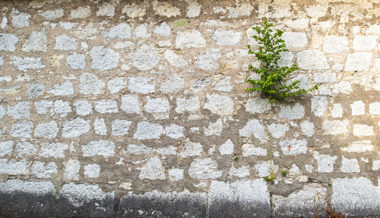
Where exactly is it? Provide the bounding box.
[246,18,317,103]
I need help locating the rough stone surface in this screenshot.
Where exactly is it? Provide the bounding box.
[62,118,90,138]
[297,50,329,70]
[66,53,86,69]
[212,30,241,45]
[239,119,266,140]
[103,23,131,39]
[175,30,206,49]
[139,157,165,180]
[82,140,115,157]
[332,177,380,216]
[345,52,372,72]
[1,2,380,217]
[204,94,234,116]
[195,49,221,71]
[0,33,18,51]
[11,56,45,71]
[22,31,47,52]
[55,35,77,50]
[90,46,120,70]
[208,180,270,217]
[323,35,348,53]
[79,73,105,95]
[188,158,222,179]
[283,32,308,48]
[279,103,304,120]
[111,120,132,136]
[134,121,163,140]
[34,121,58,139]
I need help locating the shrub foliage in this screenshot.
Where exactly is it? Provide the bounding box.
[246,18,317,103]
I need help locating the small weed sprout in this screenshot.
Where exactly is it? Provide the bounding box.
[281,170,287,177]
[246,18,317,103]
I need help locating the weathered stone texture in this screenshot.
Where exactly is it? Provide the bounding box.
[1,1,380,217]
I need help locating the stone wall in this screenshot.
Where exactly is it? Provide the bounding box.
[1,0,380,217]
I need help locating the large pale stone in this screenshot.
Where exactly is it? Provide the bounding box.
[62,118,90,138]
[16,142,36,157]
[0,141,13,157]
[212,30,241,45]
[90,46,120,70]
[40,143,68,158]
[111,120,132,136]
[11,56,45,71]
[311,96,328,117]
[34,121,58,139]
[345,52,372,72]
[283,32,308,48]
[188,158,222,179]
[164,50,187,67]
[204,94,234,116]
[180,142,203,158]
[95,100,118,114]
[369,102,380,115]
[0,33,18,51]
[239,119,266,140]
[246,98,271,114]
[195,49,221,71]
[353,35,377,50]
[297,50,329,70]
[313,152,337,173]
[154,22,171,36]
[55,35,77,50]
[139,157,165,180]
[279,103,304,120]
[340,156,360,173]
[176,97,200,113]
[342,140,374,153]
[74,100,92,116]
[273,184,327,217]
[134,121,164,140]
[121,95,140,114]
[122,3,146,18]
[60,183,113,209]
[242,144,267,157]
[79,73,105,95]
[161,75,185,93]
[219,139,234,155]
[280,139,307,155]
[268,123,289,139]
[152,0,180,17]
[129,44,159,71]
[31,161,57,178]
[82,140,115,157]
[84,164,100,178]
[96,3,115,17]
[322,120,349,135]
[226,3,254,18]
[70,6,91,19]
[175,30,206,49]
[22,31,47,52]
[11,10,30,28]
[353,124,374,137]
[323,35,348,53]
[300,120,315,137]
[208,180,270,217]
[94,118,107,136]
[0,159,27,175]
[10,121,33,138]
[41,9,63,20]
[332,177,380,216]
[48,81,74,96]
[8,101,30,119]
[128,77,155,94]
[66,53,86,70]
[204,119,223,136]
[103,23,131,39]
